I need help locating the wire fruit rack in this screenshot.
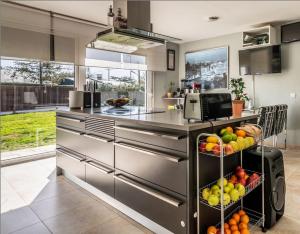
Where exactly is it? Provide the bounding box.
[196,124,265,234]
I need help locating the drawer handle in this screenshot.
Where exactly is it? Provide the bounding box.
[114,174,183,208]
[56,149,85,162]
[86,161,114,174]
[114,126,186,140]
[83,134,113,143]
[57,127,82,135]
[57,116,84,123]
[114,142,183,163]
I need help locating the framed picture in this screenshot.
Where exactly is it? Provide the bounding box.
[167,49,175,71]
[185,46,229,90]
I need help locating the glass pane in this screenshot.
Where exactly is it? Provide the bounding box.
[41,62,74,86]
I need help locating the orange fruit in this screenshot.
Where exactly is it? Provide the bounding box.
[230,225,238,232]
[225,228,232,234]
[232,213,240,223]
[207,226,217,234]
[238,223,248,230]
[224,223,230,229]
[226,126,234,133]
[238,210,246,216]
[236,130,246,138]
[240,229,249,234]
[240,215,250,224]
[229,218,237,226]
[232,231,240,234]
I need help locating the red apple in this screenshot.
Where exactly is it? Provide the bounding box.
[212,145,221,156]
[236,167,246,179]
[199,142,207,152]
[239,178,247,186]
[224,144,234,155]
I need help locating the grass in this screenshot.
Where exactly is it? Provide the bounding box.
[0,111,56,152]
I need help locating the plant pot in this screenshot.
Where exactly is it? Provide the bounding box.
[232,100,244,117]
[167,92,172,98]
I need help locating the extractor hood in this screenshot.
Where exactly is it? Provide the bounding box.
[87,0,180,53]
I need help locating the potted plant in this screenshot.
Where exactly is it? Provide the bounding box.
[229,78,249,117]
[167,81,175,98]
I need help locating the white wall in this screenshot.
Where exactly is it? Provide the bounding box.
[179,32,300,146]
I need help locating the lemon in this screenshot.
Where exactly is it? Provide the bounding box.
[206,136,219,144]
[205,143,216,152]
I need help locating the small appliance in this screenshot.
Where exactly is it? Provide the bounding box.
[69,91,101,109]
[183,93,232,121]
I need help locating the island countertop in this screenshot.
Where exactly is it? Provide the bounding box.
[56,107,258,131]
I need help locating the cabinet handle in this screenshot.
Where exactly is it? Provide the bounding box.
[83,134,113,143]
[56,149,85,162]
[114,174,183,208]
[86,161,114,174]
[56,127,82,135]
[114,126,186,140]
[57,116,84,123]
[114,142,183,163]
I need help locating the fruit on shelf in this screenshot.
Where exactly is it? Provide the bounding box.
[240,215,250,224]
[208,194,220,206]
[223,193,231,206]
[226,126,234,134]
[235,183,246,196]
[217,178,228,187]
[236,166,246,179]
[236,137,246,150]
[225,144,235,155]
[239,178,247,186]
[202,188,211,200]
[247,173,260,189]
[235,129,246,138]
[211,184,220,191]
[207,136,219,144]
[232,213,241,223]
[229,189,240,202]
[212,145,221,156]
[227,182,235,190]
[222,134,232,143]
[207,226,217,234]
[206,143,217,152]
[199,142,207,152]
[224,185,231,193]
[231,133,238,141]
[229,175,238,185]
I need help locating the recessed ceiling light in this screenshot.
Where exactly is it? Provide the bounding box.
[208,16,219,22]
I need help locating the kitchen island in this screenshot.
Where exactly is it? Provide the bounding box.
[56,108,258,234]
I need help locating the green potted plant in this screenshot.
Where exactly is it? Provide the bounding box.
[167,81,175,98]
[229,78,249,117]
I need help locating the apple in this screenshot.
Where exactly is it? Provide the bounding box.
[199,142,207,152]
[230,189,240,202]
[236,167,246,179]
[235,183,246,196]
[212,144,221,156]
[224,144,234,155]
[229,175,238,184]
[227,182,234,190]
[217,178,228,188]
[202,188,211,200]
[208,194,220,206]
[238,178,247,186]
[223,193,231,206]
[247,173,260,189]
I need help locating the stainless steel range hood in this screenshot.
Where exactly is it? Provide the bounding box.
[87,0,180,53]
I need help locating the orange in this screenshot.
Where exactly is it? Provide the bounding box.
[240,229,249,234]
[230,225,238,232]
[224,223,230,229]
[225,228,232,234]
[226,126,234,134]
[238,223,248,230]
[232,231,240,234]
[232,213,240,223]
[240,215,250,224]
[207,226,217,234]
[236,130,246,138]
[229,218,237,226]
[238,210,246,216]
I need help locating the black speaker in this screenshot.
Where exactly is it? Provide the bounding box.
[243,147,285,231]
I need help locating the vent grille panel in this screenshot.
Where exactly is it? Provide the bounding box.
[85,117,115,136]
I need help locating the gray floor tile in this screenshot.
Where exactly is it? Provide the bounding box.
[1,206,40,234]
[10,222,51,234]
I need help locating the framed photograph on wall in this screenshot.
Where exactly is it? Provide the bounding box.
[167,49,175,71]
[185,46,228,90]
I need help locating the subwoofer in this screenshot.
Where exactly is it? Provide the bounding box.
[243,147,285,231]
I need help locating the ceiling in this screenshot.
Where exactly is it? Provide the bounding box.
[15,1,300,43]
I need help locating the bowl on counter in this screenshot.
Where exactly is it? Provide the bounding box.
[106,98,130,107]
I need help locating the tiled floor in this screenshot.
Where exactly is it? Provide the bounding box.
[1,149,300,234]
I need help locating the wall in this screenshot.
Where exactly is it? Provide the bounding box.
[179,32,300,146]
[153,42,179,108]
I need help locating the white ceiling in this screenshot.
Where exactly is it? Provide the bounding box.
[15,1,300,43]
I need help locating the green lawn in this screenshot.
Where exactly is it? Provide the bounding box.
[0,111,56,152]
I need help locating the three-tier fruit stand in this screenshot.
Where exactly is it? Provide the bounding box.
[196,124,265,234]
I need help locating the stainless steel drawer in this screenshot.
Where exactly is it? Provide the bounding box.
[114,173,187,234]
[115,141,187,195]
[56,148,85,180]
[85,159,114,197]
[56,114,85,131]
[81,134,114,167]
[114,124,187,152]
[56,127,85,153]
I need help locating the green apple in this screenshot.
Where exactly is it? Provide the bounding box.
[211,184,220,191]
[212,189,221,197]
[224,185,231,193]
[202,188,211,200]
[230,189,240,202]
[207,194,220,206]
[227,182,234,190]
[217,178,228,188]
[223,193,231,206]
[235,183,246,197]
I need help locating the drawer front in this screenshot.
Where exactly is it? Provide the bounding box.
[80,134,114,167]
[115,124,187,152]
[56,148,85,180]
[56,127,85,153]
[115,173,187,234]
[56,114,85,131]
[85,159,114,197]
[115,141,187,195]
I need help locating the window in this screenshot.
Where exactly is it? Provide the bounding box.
[41,62,75,86]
